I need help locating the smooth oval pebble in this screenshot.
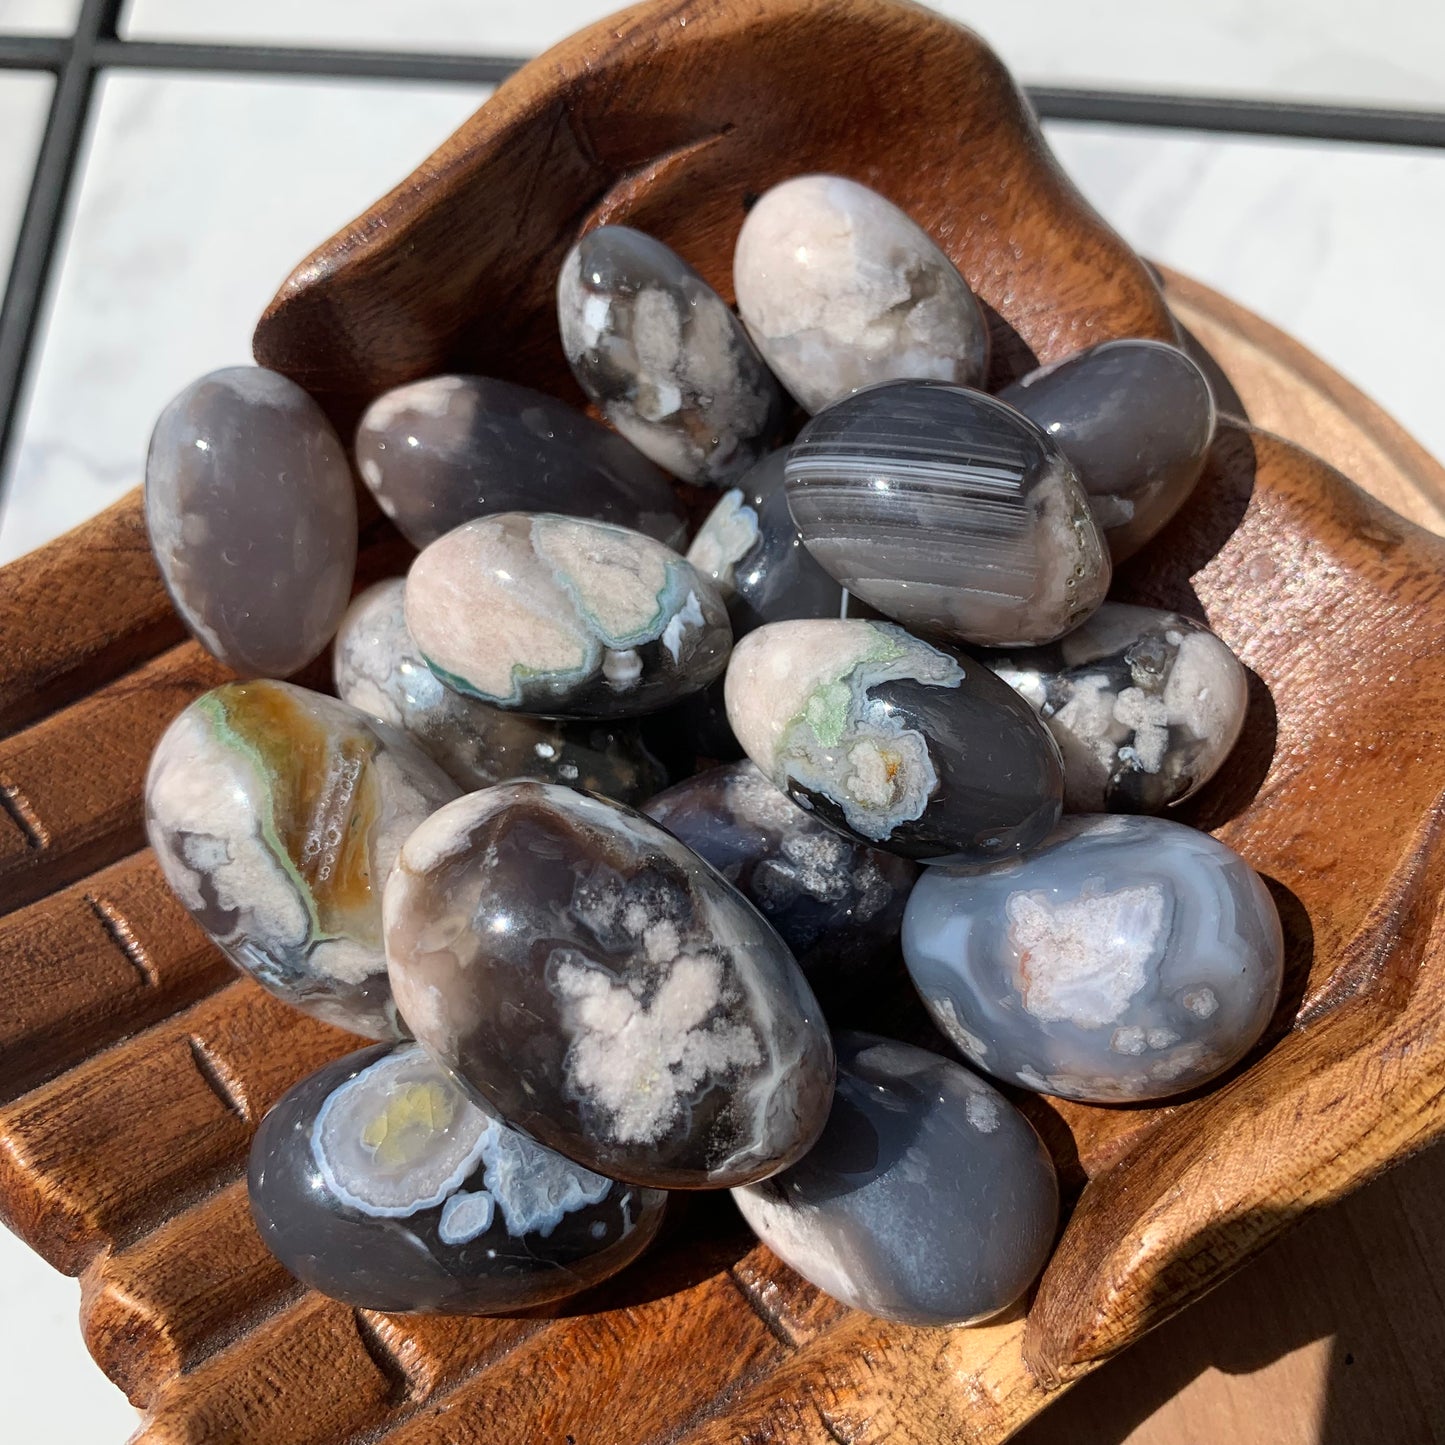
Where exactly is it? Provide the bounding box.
[249,1042,666,1312]
[984,602,1248,812]
[902,815,1285,1102]
[383,782,835,1188]
[734,174,989,413]
[335,579,666,804]
[404,512,732,718]
[1000,339,1215,562]
[786,380,1111,646]
[354,373,686,549]
[725,619,1063,863]
[145,680,458,1038]
[733,1032,1057,1326]
[557,225,788,486]
[145,365,357,675]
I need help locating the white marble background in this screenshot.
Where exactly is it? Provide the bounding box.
[0,1,1441,1441]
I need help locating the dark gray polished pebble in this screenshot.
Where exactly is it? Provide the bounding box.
[733,1033,1057,1327]
[145,365,356,675]
[639,675,743,782]
[354,374,685,549]
[249,1042,666,1312]
[383,782,835,1189]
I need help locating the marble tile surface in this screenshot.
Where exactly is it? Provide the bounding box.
[0,0,78,32]
[0,72,50,279]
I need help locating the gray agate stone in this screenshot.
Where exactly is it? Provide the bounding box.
[733,174,988,413]
[404,513,731,719]
[335,579,666,805]
[145,366,357,676]
[557,225,788,486]
[984,603,1248,813]
[353,374,685,549]
[1000,340,1215,562]
[725,620,1063,864]
[786,381,1110,647]
[145,680,458,1039]
[903,816,1285,1103]
[249,1043,666,1312]
[383,783,835,1189]
[733,1033,1057,1327]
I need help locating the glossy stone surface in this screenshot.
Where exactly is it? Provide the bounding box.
[557,225,788,486]
[1000,339,1215,562]
[146,680,458,1038]
[903,815,1284,1102]
[249,1042,666,1312]
[985,602,1248,813]
[734,1033,1057,1327]
[335,579,666,804]
[404,513,731,719]
[383,783,835,1189]
[639,675,743,782]
[725,620,1063,864]
[353,374,685,550]
[145,366,357,676]
[786,381,1110,646]
[733,174,989,413]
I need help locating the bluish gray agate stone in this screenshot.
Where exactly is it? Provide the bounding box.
[353,374,685,549]
[902,816,1285,1102]
[249,1043,667,1312]
[733,1033,1058,1327]
[145,365,357,676]
[999,339,1215,562]
[383,783,835,1189]
[557,225,788,486]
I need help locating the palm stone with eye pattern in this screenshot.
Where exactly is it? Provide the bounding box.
[404,512,732,719]
[145,680,459,1039]
[724,619,1063,864]
[733,1032,1057,1327]
[334,579,666,804]
[902,815,1284,1103]
[249,1042,667,1312]
[353,374,686,550]
[383,782,835,1189]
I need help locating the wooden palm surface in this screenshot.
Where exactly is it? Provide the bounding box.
[2,2,1445,1441]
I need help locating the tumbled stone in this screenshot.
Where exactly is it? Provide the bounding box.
[903,815,1284,1102]
[557,225,788,486]
[249,1042,666,1312]
[146,680,458,1038]
[639,675,744,781]
[734,1033,1057,1326]
[785,381,1110,646]
[353,374,685,549]
[145,366,357,676]
[734,174,988,413]
[984,602,1248,813]
[383,782,835,1188]
[335,579,666,804]
[724,619,1063,863]
[404,513,731,719]
[1000,339,1215,562]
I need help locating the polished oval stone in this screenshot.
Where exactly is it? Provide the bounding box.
[249,1042,666,1312]
[557,225,788,486]
[354,374,686,550]
[638,675,744,782]
[725,619,1063,863]
[146,680,458,1038]
[145,366,356,676]
[984,602,1248,813]
[903,815,1284,1102]
[335,579,666,804]
[733,1033,1057,1326]
[404,513,732,719]
[786,381,1110,646]
[383,782,835,1188]
[1000,340,1215,562]
[734,174,989,414]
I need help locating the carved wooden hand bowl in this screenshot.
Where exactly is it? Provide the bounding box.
[3,2,1444,1441]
